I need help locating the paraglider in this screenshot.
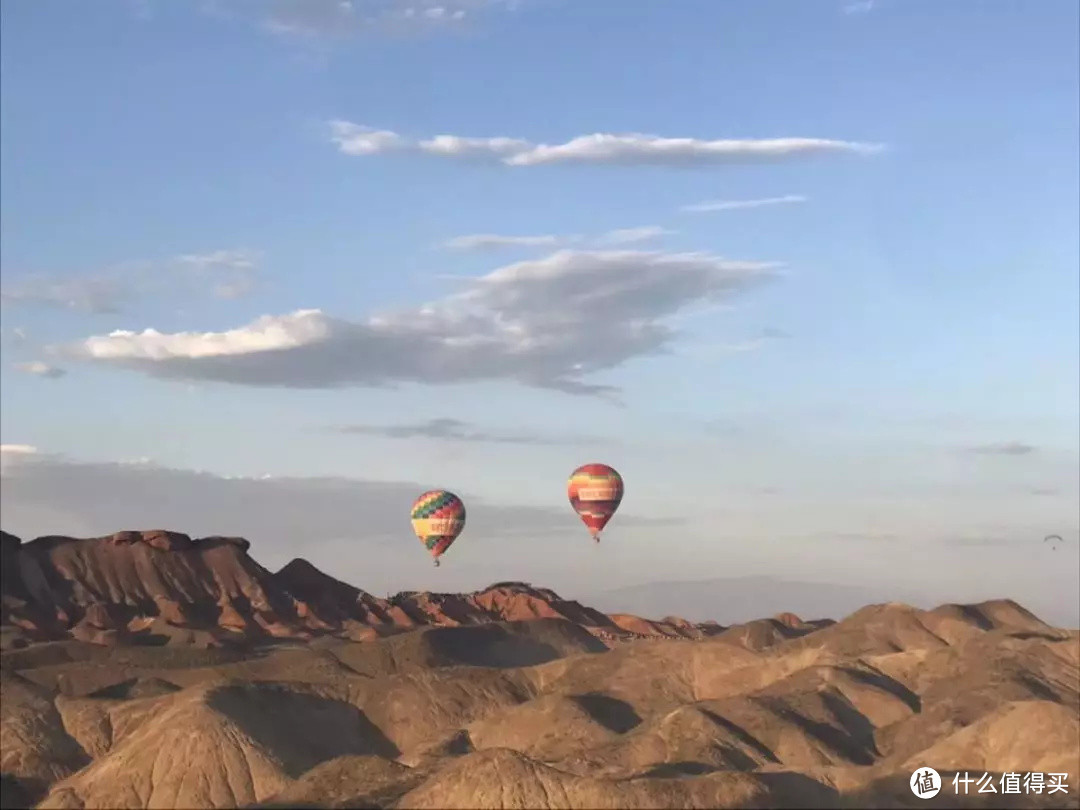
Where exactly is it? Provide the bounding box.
[410,489,466,567]
[567,463,624,543]
[1045,534,1064,551]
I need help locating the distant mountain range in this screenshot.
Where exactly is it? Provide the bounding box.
[587,576,932,626]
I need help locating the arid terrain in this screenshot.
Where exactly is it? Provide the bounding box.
[1,529,1078,809]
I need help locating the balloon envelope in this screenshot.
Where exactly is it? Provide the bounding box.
[411,490,466,561]
[567,463,624,541]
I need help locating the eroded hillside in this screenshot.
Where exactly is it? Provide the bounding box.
[1,529,1077,809]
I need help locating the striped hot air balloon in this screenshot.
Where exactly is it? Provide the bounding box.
[567,463,624,543]
[410,489,466,567]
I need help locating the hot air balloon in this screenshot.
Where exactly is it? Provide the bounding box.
[411,489,466,567]
[567,463,624,543]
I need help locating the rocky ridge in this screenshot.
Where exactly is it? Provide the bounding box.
[0,530,749,649]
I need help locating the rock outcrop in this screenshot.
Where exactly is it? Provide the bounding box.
[0,531,731,648]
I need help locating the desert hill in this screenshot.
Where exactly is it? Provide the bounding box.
[1,528,1077,809]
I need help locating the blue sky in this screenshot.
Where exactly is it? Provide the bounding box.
[1,0,1078,623]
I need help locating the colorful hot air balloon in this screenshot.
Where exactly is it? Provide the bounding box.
[411,490,466,567]
[567,463,624,543]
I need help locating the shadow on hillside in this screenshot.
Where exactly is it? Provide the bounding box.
[839,666,922,713]
[87,676,181,700]
[422,624,579,668]
[642,760,717,777]
[570,692,642,733]
[699,709,780,764]
[1,773,36,810]
[757,771,842,808]
[205,687,400,776]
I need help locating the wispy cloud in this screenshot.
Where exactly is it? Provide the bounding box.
[128,0,154,21]
[13,361,66,379]
[820,531,905,544]
[176,249,258,271]
[441,234,567,251]
[842,0,875,14]
[438,227,672,253]
[0,448,574,572]
[332,417,603,445]
[681,195,808,213]
[63,249,782,397]
[965,441,1038,457]
[0,249,261,314]
[0,274,130,314]
[596,226,675,245]
[176,249,261,300]
[204,0,518,40]
[0,446,677,590]
[944,535,1026,548]
[691,327,791,358]
[329,122,885,168]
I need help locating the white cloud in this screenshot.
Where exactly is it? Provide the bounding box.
[328,122,885,167]
[596,226,675,245]
[441,234,566,251]
[681,195,809,213]
[80,308,332,361]
[0,444,39,456]
[0,444,41,474]
[505,134,883,167]
[328,121,408,155]
[418,134,532,158]
[13,361,66,379]
[65,249,781,396]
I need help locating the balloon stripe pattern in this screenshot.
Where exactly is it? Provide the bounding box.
[410,489,466,561]
[567,463,624,541]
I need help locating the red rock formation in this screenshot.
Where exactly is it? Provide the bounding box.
[0,531,728,647]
